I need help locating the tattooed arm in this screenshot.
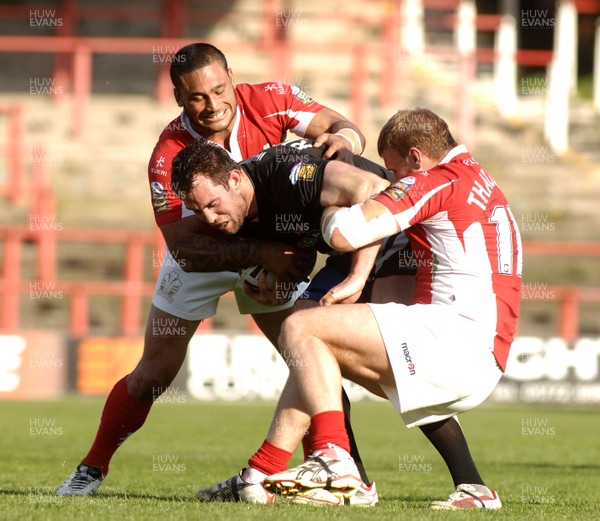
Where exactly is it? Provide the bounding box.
[160,216,315,282]
[174,234,316,282]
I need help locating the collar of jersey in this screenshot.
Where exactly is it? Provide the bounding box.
[439,144,468,165]
[179,108,242,155]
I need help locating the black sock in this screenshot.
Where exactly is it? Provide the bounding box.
[342,388,371,486]
[419,417,485,487]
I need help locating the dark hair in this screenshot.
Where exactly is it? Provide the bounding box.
[377,108,458,161]
[171,139,239,199]
[170,43,229,88]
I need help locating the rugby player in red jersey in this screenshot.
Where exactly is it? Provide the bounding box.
[56,42,370,498]
[263,108,522,509]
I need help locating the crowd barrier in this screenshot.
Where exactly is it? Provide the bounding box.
[2,219,597,341]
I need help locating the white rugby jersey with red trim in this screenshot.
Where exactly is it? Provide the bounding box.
[148,83,324,226]
[372,145,522,370]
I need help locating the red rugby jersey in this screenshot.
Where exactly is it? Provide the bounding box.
[372,146,522,370]
[148,83,324,226]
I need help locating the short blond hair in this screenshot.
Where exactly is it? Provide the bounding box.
[377,108,458,161]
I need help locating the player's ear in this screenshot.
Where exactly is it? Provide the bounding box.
[229,169,242,190]
[408,147,422,171]
[227,68,235,86]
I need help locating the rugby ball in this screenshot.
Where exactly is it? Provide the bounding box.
[239,265,275,291]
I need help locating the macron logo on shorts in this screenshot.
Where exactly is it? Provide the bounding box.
[402,342,416,375]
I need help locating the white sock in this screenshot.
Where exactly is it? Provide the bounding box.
[313,443,352,461]
[241,466,268,484]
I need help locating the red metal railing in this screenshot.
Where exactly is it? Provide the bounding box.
[0,38,386,140]
[4,1,595,145]
[2,0,600,339]
[0,220,598,341]
[0,0,402,138]
[0,105,25,204]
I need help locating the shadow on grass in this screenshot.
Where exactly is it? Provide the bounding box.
[0,488,196,502]
[373,492,433,504]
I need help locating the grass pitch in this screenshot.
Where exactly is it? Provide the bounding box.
[0,398,597,520]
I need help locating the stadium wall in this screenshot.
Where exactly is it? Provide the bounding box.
[1,332,599,405]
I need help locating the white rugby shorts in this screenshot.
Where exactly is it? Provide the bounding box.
[152,249,308,321]
[368,302,502,428]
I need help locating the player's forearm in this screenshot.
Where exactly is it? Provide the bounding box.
[349,242,382,281]
[171,234,266,273]
[306,108,365,157]
[319,241,382,306]
[328,120,365,155]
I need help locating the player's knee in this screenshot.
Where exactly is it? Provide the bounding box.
[126,368,175,402]
[278,312,309,353]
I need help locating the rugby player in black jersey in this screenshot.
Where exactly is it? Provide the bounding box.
[171,138,414,506]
